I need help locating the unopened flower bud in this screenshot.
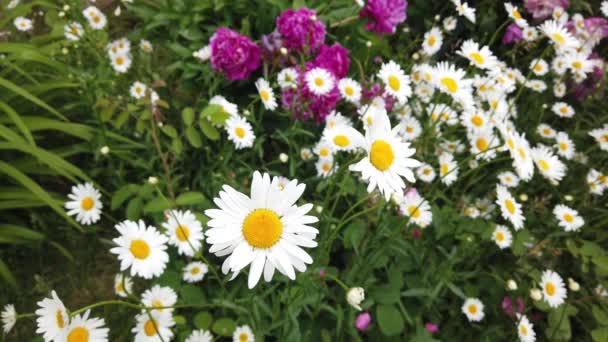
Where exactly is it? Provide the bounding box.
[366,41,372,47]
[100,146,110,155]
[347,287,365,311]
[530,288,542,301]
[507,279,518,291]
[519,194,528,202]
[279,153,288,163]
[279,47,288,55]
[148,176,158,185]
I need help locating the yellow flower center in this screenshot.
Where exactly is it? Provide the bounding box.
[314,77,324,87]
[506,176,512,183]
[471,115,483,127]
[427,35,436,47]
[333,135,350,147]
[144,320,158,336]
[369,140,395,171]
[551,33,565,44]
[176,225,190,242]
[469,52,485,65]
[239,333,249,342]
[441,77,458,93]
[545,282,556,296]
[344,86,354,96]
[71,27,79,34]
[505,199,516,215]
[423,168,431,175]
[534,64,543,72]
[152,299,163,308]
[67,326,89,342]
[191,267,200,275]
[319,148,329,157]
[81,196,94,211]
[538,159,550,171]
[242,209,282,249]
[559,142,567,151]
[405,126,414,133]
[93,16,101,24]
[601,135,608,143]
[235,127,246,138]
[496,232,504,242]
[407,205,421,218]
[116,57,124,65]
[388,75,401,91]
[440,163,448,175]
[366,115,373,125]
[56,310,65,328]
[512,9,522,19]
[116,282,124,293]
[518,148,526,159]
[507,138,515,150]
[476,138,488,151]
[322,163,331,172]
[260,90,270,102]
[563,213,574,223]
[572,61,582,70]
[543,128,551,135]
[130,239,151,259]
[520,325,528,336]
[468,304,477,314]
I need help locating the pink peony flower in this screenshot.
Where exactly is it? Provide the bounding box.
[523,0,569,21]
[309,43,350,79]
[501,296,524,317]
[502,23,523,44]
[360,0,408,36]
[425,322,439,334]
[209,27,261,80]
[355,312,372,331]
[276,8,326,54]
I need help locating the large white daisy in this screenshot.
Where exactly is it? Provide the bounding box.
[305,67,334,96]
[321,124,365,152]
[378,60,412,104]
[422,27,443,56]
[540,270,567,308]
[338,78,362,104]
[35,290,69,342]
[517,314,536,342]
[399,192,432,227]
[65,182,103,225]
[62,311,109,342]
[531,145,566,183]
[493,225,513,249]
[457,40,498,70]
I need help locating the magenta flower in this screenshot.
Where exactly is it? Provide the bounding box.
[309,43,350,79]
[502,23,523,44]
[360,0,408,36]
[425,322,439,334]
[565,17,608,45]
[319,269,327,276]
[524,0,569,21]
[411,229,421,238]
[501,296,524,317]
[276,8,326,54]
[209,27,261,80]
[355,312,372,331]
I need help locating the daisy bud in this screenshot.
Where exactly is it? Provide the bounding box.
[346,287,365,311]
[243,109,250,116]
[564,195,573,201]
[468,159,479,169]
[542,104,548,109]
[279,47,288,55]
[148,176,159,185]
[507,279,518,291]
[315,205,323,214]
[157,121,163,127]
[434,15,440,21]
[366,41,372,48]
[402,27,410,33]
[519,194,528,202]
[61,47,68,55]
[100,146,110,155]
[114,6,121,16]
[568,278,580,292]
[279,153,288,163]
[530,288,542,301]
[310,15,317,21]
[58,11,65,17]
[412,52,420,60]
[290,84,297,90]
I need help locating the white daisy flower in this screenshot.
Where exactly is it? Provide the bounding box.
[163,209,204,257]
[110,220,169,279]
[504,3,528,28]
[554,131,575,160]
[443,16,457,31]
[130,81,147,99]
[463,206,480,218]
[416,164,436,183]
[553,81,566,98]
[526,79,547,92]
[504,131,535,181]
[35,290,69,341]
[314,140,333,159]
[65,182,102,225]
[429,103,458,126]
[325,111,352,131]
[193,46,211,61]
[141,285,177,313]
[438,153,459,186]
[539,19,579,52]
[110,52,132,73]
[305,67,334,96]
[210,95,238,118]
[378,60,412,104]
[83,6,107,30]
[7,0,20,9]
[322,124,365,152]
[140,39,153,53]
[540,270,567,308]
[552,7,569,24]
[300,148,313,161]
[14,17,32,31]
[553,204,584,232]
[64,22,84,41]
[349,111,420,201]
[498,171,520,188]
[204,171,319,288]
[457,40,498,70]
[422,27,443,55]
[461,110,490,132]
[602,1,608,17]
[496,184,524,230]
[63,310,109,342]
[186,329,214,342]
[255,78,277,111]
[469,129,500,160]
[589,124,608,151]
[132,310,175,342]
[493,225,513,249]
[1,304,16,334]
[114,273,133,298]
[415,83,435,101]
[338,78,362,104]
[517,314,536,342]
[587,169,607,195]
[453,0,476,23]
[183,261,209,283]
[396,116,422,141]
[358,100,388,131]
[462,298,484,322]
[316,157,335,177]
[277,67,298,89]
[399,192,432,227]
[532,145,566,183]
[225,116,255,150]
[530,59,549,76]
[565,51,594,77]
[522,26,539,41]
[433,62,473,106]
[233,325,254,342]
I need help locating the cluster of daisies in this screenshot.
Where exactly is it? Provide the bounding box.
[209,95,257,150]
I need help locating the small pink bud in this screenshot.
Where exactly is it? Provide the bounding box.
[425,322,439,333]
[411,229,421,238]
[319,269,326,276]
[405,187,419,197]
[355,312,372,331]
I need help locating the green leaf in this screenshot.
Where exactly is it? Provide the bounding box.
[126,197,144,220]
[180,284,205,303]
[172,138,183,155]
[182,107,195,126]
[593,305,608,326]
[111,184,140,211]
[161,125,178,138]
[176,192,206,206]
[377,304,405,336]
[343,220,365,250]
[211,318,237,337]
[186,126,202,148]
[0,100,35,145]
[174,315,186,325]
[370,285,401,304]
[156,270,181,289]
[200,119,220,140]
[143,197,172,213]
[0,224,44,244]
[209,110,230,126]
[201,104,223,117]
[0,259,17,289]
[0,77,66,120]
[592,327,608,342]
[193,312,214,330]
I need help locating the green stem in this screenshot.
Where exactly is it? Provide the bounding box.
[323,273,350,291]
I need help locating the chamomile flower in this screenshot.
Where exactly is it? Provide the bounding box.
[461,110,490,132]
[186,329,214,342]
[300,148,313,161]
[496,184,524,230]
[277,67,298,89]
[65,182,102,225]
[204,171,319,288]
[565,51,594,76]
[83,6,107,30]
[505,3,528,27]
[349,111,421,201]
[233,325,254,342]
[63,311,109,342]
[399,192,432,227]
[540,270,567,308]
[498,171,520,188]
[504,131,535,181]
[316,157,335,177]
[587,169,607,195]
[2,304,16,334]
[469,129,499,160]
[64,22,84,41]
[255,78,277,111]
[114,273,133,298]
[396,116,422,141]
[553,81,566,97]
[433,62,473,106]
[322,125,364,152]
[110,220,169,279]
[183,262,208,283]
[132,310,175,342]
[522,27,539,41]
[439,153,459,186]
[35,290,69,341]
[453,0,476,23]
[429,103,458,126]
[531,145,566,183]
[517,314,536,342]
[553,204,584,232]
[225,116,255,150]
[14,17,32,31]
[314,141,333,159]
[305,67,334,95]
[530,59,549,76]
[162,209,204,256]
[552,7,568,24]
[526,80,547,92]
[540,20,579,52]
[462,298,484,322]
[443,16,457,31]
[416,164,436,183]
[130,81,147,99]
[325,111,352,129]
[110,52,132,73]
[7,0,19,9]
[493,225,513,249]
[422,27,443,55]
[589,125,608,151]
[338,78,362,104]
[378,60,412,104]
[141,285,178,313]
[554,132,576,159]
[210,95,238,117]
[602,1,608,17]
[457,40,498,70]
[140,39,153,53]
